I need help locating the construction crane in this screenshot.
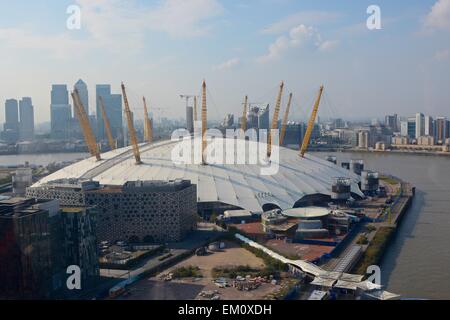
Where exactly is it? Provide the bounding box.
[121,82,142,165]
[241,95,248,132]
[72,89,101,161]
[279,92,293,146]
[300,85,324,158]
[267,81,284,158]
[142,96,153,143]
[98,96,116,151]
[201,80,207,165]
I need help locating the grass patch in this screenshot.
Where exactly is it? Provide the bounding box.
[356,235,369,245]
[240,243,288,279]
[158,253,173,261]
[223,228,288,278]
[380,176,399,185]
[172,265,202,279]
[212,265,260,279]
[353,226,395,275]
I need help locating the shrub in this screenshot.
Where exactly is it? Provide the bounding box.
[172,265,202,279]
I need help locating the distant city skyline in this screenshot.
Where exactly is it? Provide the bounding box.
[1,0,450,124]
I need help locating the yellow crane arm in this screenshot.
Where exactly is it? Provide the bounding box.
[98,96,116,151]
[121,82,142,165]
[300,85,324,157]
[72,90,101,161]
[241,95,248,132]
[142,97,153,143]
[201,80,207,165]
[280,92,293,146]
[267,81,284,157]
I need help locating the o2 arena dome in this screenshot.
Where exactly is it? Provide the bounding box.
[31,137,363,213]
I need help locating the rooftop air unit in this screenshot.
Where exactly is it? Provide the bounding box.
[331,177,351,201]
[361,171,380,193]
[341,162,350,170]
[350,159,364,175]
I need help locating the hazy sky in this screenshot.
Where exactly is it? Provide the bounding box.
[0,0,449,124]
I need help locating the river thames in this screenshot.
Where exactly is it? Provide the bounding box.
[317,151,450,300]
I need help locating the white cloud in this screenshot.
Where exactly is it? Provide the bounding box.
[0,28,89,59]
[213,57,240,71]
[0,0,223,59]
[262,11,340,34]
[434,49,449,61]
[146,0,224,37]
[318,40,339,52]
[424,0,450,31]
[257,24,337,63]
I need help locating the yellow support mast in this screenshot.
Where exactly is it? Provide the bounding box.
[72,89,101,161]
[267,81,284,158]
[201,80,207,165]
[98,96,116,151]
[241,95,248,132]
[121,82,142,165]
[279,92,293,146]
[300,85,324,157]
[142,96,153,143]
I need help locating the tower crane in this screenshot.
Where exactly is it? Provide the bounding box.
[98,96,116,151]
[72,89,101,161]
[267,81,284,158]
[121,82,142,165]
[279,92,293,146]
[300,85,324,157]
[142,96,153,143]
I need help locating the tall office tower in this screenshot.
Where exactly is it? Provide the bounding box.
[0,198,52,299]
[18,97,34,141]
[2,99,19,143]
[50,85,72,140]
[258,105,270,130]
[435,117,448,144]
[334,118,345,129]
[247,106,259,130]
[60,207,99,284]
[400,121,408,137]
[415,113,425,139]
[424,115,434,137]
[283,122,305,146]
[358,130,370,149]
[186,106,194,133]
[407,117,416,139]
[74,79,89,115]
[96,85,123,146]
[385,114,398,132]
